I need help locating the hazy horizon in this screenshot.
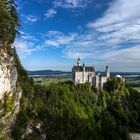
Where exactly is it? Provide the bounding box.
[27,69,140,73]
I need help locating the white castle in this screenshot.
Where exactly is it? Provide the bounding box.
[72,58,110,90]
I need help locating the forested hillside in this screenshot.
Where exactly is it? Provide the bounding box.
[12,79,140,140]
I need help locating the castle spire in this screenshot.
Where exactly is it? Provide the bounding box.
[83,62,85,67]
[105,65,110,78]
[77,57,80,66]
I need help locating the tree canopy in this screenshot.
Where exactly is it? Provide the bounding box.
[0,0,19,46]
[12,79,140,140]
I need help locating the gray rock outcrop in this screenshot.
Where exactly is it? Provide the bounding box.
[0,47,22,138]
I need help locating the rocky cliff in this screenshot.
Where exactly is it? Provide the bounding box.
[0,47,22,139]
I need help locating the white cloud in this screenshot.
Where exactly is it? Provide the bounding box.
[42,22,140,70]
[43,30,104,59]
[18,31,37,41]
[53,0,89,9]
[104,46,140,61]
[45,9,57,19]
[87,0,140,45]
[23,15,40,23]
[93,0,140,28]
[44,32,77,47]
[100,45,140,72]
[21,35,36,41]
[14,40,37,58]
[13,33,40,58]
[66,51,92,59]
[45,40,60,47]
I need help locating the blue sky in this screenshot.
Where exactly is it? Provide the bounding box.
[14,0,140,72]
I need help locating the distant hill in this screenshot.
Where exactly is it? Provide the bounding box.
[28,70,71,77]
[28,70,140,78]
[109,72,140,77]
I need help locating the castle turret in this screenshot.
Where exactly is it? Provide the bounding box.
[83,62,85,83]
[77,57,80,66]
[105,65,110,78]
[83,62,85,70]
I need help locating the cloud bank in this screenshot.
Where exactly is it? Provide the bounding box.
[15,0,140,71]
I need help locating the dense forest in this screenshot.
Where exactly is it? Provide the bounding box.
[1,0,140,139]
[11,78,140,140]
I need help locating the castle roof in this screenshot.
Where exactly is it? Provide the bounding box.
[73,66,95,72]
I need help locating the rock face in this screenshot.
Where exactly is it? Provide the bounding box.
[0,48,22,138]
[22,121,46,140]
[130,133,140,140]
[0,48,18,99]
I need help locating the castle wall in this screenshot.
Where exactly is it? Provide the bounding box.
[75,71,83,84]
[73,71,95,84]
[101,77,107,90]
[93,76,108,90]
[93,76,99,89]
[83,71,95,83]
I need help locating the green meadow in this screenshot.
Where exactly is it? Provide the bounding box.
[134,87,140,92]
[125,76,140,92]
[33,75,140,92]
[33,76,72,86]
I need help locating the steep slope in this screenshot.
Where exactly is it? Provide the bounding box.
[0,48,18,99]
[0,0,21,138]
[0,47,22,138]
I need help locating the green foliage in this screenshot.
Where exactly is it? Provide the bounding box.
[2,93,15,112]
[126,86,140,132]
[12,77,140,140]
[10,48,37,139]
[0,0,19,46]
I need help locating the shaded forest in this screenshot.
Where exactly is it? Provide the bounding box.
[12,76,140,140]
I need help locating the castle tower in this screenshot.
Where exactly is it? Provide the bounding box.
[83,62,85,70]
[83,62,85,83]
[105,65,110,78]
[77,57,80,66]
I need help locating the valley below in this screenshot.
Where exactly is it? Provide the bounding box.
[29,71,140,92]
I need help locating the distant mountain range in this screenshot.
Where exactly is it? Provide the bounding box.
[28,70,71,77]
[28,70,140,78]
